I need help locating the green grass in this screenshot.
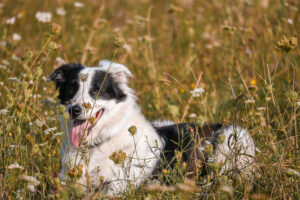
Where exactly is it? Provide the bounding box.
[0,0,299,199]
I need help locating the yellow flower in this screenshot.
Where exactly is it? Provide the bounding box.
[250,79,256,85]
[190,83,195,89]
[180,88,185,93]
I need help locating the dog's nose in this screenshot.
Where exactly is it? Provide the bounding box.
[69,105,82,118]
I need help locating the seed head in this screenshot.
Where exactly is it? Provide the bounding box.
[204,144,213,156]
[128,125,137,136]
[82,102,91,110]
[49,23,61,36]
[58,105,65,114]
[277,36,297,52]
[109,151,126,165]
[25,51,33,61]
[79,73,88,82]
[48,41,58,50]
[89,117,95,125]
[217,134,226,144]
[114,36,125,48]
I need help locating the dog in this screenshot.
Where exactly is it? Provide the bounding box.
[49,60,255,195]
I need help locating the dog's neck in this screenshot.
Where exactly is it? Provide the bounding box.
[89,100,142,146]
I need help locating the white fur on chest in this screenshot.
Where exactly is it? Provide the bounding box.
[60,108,163,195]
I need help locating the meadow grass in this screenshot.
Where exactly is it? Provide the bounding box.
[0,0,299,199]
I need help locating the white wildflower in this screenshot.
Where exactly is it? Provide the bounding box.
[16,189,24,200]
[220,185,233,194]
[8,163,24,170]
[52,132,64,139]
[202,32,210,39]
[287,18,293,24]
[123,44,132,52]
[2,60,9,66]
[286,168,300,177]
[18,175,40,186]
[0,109,9,115]
[190,88,205,97]
[56,57,65,65]
[35,12,52,23]
[134,15,148,22]
[245,99,255,104]
[17,12,24,19]
[206,44,213,49]
[44,127,57,134]
[296,102,300,107]
[12,55,21,61]
[189,113,197,118]
[42,76,47,81]
[9,145,26,149]
[74,2,84,8]
[113,27,121,32]
[27,184,35,193]
[56,7,66,16]
[35,119,44,127]
[260,0,269,8]
[39,142,48,147]
[0,65,7,69]
[257,107,266,111]
[12,33,21,41]
[6,17,15,24]
[8,77,19,82]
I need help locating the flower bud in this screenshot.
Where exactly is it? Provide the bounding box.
[49,23,62,35]
[25,51,33,61]
[114,36,125,48]
[48,41,58,50]
[128,125,137,136]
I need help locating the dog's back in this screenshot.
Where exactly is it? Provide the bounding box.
[153,122,255,178]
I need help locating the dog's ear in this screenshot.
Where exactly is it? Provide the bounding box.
[48,63,83,88]
[98,60,133,83]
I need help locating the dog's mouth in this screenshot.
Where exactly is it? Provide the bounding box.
[71,109,104,147]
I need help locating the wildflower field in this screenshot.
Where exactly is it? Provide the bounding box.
[0,0,299,199]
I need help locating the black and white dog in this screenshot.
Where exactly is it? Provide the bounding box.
[49,60,255,195]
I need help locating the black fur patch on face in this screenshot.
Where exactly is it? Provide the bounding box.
[89,71,126,101]
[49,63,84,104]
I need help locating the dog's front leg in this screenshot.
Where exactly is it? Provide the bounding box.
[100,158,154,196]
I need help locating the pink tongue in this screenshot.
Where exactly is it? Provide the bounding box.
[71,109,103,147]
[71,120,91,147]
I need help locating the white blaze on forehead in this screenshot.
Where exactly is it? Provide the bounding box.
[72,67,96,103]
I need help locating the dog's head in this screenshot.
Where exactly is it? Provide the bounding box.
[49,60,133,147]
